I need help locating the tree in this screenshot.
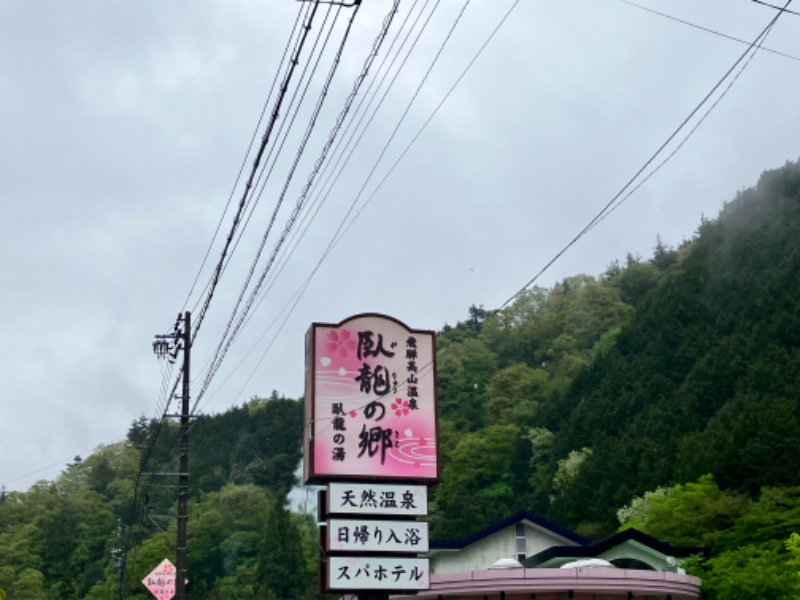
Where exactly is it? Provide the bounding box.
[484,363,549,426]
[701,541,800,599]
[256,498,309,599]
[617,474,749,551]
[12,567,45,599]
[436,338,497,430]
[550,447,593,505]
[431,424,528,539]
[188,484,272,595]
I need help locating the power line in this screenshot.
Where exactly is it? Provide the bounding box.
[596,18,776,227]
[274,0,793,425]
[231,0,433,334]
[187,1,316,320]
[197,0,418,412]
[620,0,800,62]
[199,0,523,413]
[195,0,460,411]
[211,0,435,354]
[195,1,398,412]
[190,3,343,390]
[191,0,463,411]
[187,2,339,391]
[190,1,324,344]
[183,6,309,315]
[0,447,101,488]
[126,11,362,584]
[290,0,438,232]
[498,0,793,310]
[257,0,442,293]
[330,0,520,250]
[220,2,341,270]
[752,0,800,15]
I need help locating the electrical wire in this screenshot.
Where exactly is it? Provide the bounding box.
[197,0,437,398]
[190,1,324,345]
[286,0,792,427]
[190,0,440,410]
[329,0,520,251]
[198,0,416,412]
[620,0,800,62]
[217,0,451,361]
[0,447,102,489]
[229,0,432,340]
[752,0,800,15]
[193,0,455,412]
[244,0,439,305]
[194,2,375,412]
[595,17,777,227]
[189,2,341,389]
[498,0,794,310]
[184,6,309,315]
[124,10,366,584]
[192,0,460,406]
[187,1,315,321]
[194,5,357,408]
[199,0,523,414]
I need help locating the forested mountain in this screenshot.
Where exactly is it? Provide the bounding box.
[431,159,800,542]
[2,159,800,598]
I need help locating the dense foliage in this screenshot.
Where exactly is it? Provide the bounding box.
[0,394,323,599]
[432,160,800,528]
[428,159,800,597]
[618,475,800,599]
[2,159,800,598]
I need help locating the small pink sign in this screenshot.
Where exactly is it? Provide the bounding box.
[142,558,175,600]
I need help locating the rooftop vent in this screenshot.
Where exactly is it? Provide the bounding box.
[560,558,615,569]
[489,558,524,569]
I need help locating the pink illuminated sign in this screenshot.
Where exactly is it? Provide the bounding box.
[304,314,438,483]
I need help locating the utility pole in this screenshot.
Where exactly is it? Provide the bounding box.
[176,311,190,600]
[153,311,191,600]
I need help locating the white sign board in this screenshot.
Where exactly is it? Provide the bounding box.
[142,558,175,600]
[327,519,429,553]
[327,556,429,591]
[327,482,427,516]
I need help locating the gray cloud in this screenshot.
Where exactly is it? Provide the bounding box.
[2,0,799,490]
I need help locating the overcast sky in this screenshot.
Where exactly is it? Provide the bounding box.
[2,0,799,492]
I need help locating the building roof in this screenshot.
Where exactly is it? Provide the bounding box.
[399,568,703,599]
[430,510,590,551]
[523,526,707,568]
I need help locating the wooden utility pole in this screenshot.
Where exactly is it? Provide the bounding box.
[153,312,191,600]
[175,311,190,600]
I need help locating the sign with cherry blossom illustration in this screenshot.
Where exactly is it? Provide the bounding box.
[142,558,176,600]
[304,314,438,483]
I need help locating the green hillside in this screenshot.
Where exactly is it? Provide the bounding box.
[0,395,320,599]
[2,159,800,599]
